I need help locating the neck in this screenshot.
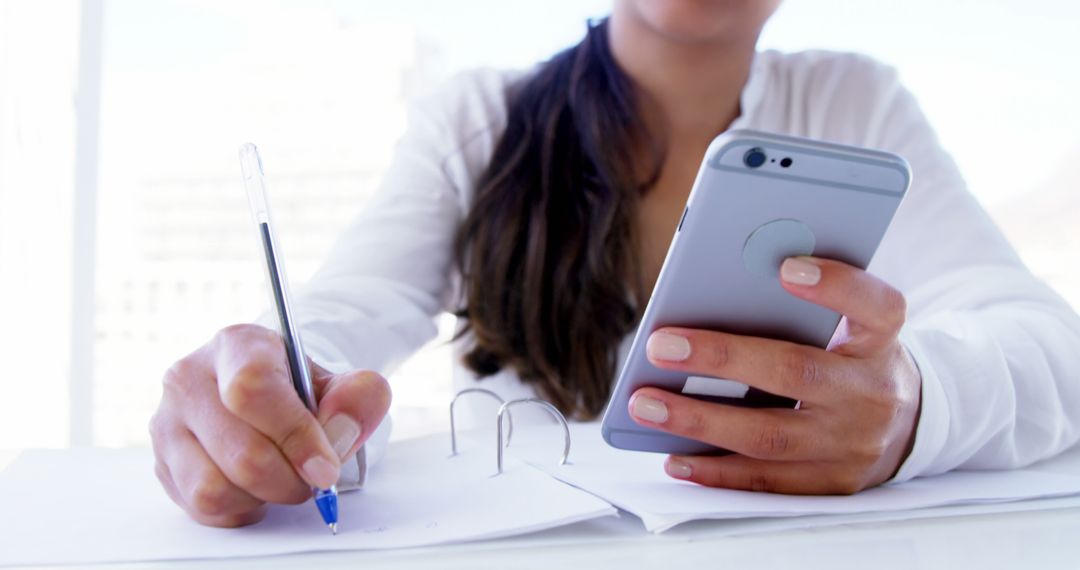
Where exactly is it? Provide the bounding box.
[608,10,759,145]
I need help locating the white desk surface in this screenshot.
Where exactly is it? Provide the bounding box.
[3,450,1079,570]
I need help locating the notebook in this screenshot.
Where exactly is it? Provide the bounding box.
[0,432,614,566]
[3,423,1080,565]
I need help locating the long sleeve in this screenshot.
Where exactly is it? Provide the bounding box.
[285,69,514,379]
[843,60,1080,480]
[288,95,466,377]
[266,70,515,477]
[750,50,1080,479]
[254,72,513,479]
[258,100,458,482]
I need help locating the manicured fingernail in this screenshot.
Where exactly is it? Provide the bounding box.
[631,395,669,424]
[324,414,361,460]
[647,331,691,361]
[781,257,821,286]
[302,456,339,489]
[666,458,693,479]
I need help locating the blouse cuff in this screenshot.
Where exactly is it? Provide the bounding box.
[887,327,951,484]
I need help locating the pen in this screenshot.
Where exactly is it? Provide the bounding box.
[238,143,339,535]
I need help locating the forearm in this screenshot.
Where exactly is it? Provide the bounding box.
[288,278,442,375]
[893,265,1080,481]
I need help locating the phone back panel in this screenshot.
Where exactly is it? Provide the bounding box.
[600,130,910,455]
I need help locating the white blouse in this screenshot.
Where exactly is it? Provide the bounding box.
[292,49,1080,483]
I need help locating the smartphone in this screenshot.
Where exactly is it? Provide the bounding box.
[600,130,911,455]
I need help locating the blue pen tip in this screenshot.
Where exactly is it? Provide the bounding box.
[314,488,339,531]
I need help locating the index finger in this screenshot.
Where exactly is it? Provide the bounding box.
[779,256,906,354]
[213,326,340,489]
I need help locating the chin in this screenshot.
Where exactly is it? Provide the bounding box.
[622,0,781,44]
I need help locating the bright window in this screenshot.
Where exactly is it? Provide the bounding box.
[0,0,82,447]
[1,0,1077,448]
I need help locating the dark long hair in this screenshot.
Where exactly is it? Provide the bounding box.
[454,19,662,418]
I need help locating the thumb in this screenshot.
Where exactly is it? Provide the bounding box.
[311,367,392,462]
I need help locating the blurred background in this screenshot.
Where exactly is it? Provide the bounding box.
[1,0,1077,449]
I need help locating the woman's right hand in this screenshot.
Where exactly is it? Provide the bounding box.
[149,324,391,528]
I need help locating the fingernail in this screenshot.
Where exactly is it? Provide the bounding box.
[647,331,691,362]
[631,395,669,424]
[781,257,821,286]
[324,415,361,460]
[301,456,339,489]
[666,458,693,479]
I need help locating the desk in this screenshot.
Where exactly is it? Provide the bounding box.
[3,450,1078,570]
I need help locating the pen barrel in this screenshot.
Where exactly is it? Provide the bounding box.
[257,220,318,413]
[239,143,318,413]
[239,143,272,225]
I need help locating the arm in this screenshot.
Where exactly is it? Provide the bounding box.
[623,55,1080,492]
[860,68,1080,479]
[281,70,517,474]
[271,84,479,476]
[286,97,468,377]
[152,72,508,526]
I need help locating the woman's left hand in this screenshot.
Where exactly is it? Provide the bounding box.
[628,256,921,494]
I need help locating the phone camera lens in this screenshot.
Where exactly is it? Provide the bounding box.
[743,147,767,168]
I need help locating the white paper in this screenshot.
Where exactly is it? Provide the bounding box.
[0,432,615,566]
[518,423,1080,532]
[4,423,1079,566]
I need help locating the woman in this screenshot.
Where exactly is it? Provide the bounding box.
[150,0,1080,527]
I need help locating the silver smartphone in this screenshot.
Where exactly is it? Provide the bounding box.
[600,129,911,455]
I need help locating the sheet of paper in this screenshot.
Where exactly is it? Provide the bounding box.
[0,432,615,566]
[518,423,1080,532]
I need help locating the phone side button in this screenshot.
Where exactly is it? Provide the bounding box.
[676,206,688,232]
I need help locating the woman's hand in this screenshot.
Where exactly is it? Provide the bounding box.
[628,256,921,494]
[149,324,392,527]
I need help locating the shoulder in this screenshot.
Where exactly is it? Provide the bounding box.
[404,67,528,197]
[750,50,909,146]
[760,49,900,88]
[408,67,528,161]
